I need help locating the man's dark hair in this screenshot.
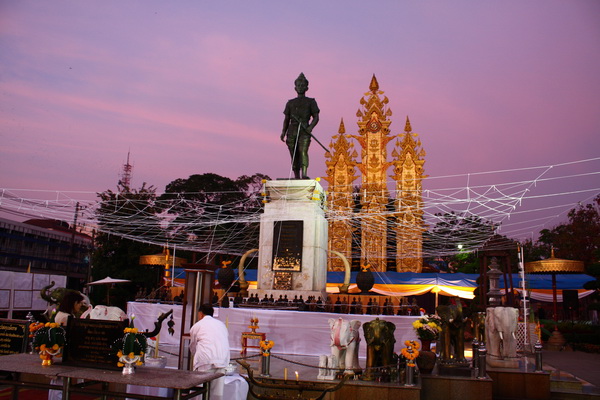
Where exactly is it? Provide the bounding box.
[199,303,214,317]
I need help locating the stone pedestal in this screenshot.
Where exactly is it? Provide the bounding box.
[255,179,328,299]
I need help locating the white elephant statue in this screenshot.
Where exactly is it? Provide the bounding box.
[485,307,519,360]
[88,305,127,321]
[329,317,361,374]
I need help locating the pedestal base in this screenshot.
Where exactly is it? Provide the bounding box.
[487,357,519,369]
[437,364,473,377]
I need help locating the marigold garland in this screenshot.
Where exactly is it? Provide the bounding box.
[31,310,66,358]
[111,315,147,367]
[259,339,274,356]
[401,340,420,367]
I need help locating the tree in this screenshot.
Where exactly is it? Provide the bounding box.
[157,172,269,264]
[536,194,600,271]
[423,212,498,272]
[91,182,163,308]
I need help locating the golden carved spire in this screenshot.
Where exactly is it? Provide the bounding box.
[392,117,427,272]
[369,74,379,93]
[338,118,346,134]
[325,118,358,271]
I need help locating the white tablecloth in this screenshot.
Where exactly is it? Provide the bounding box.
[126,302,419,358]
[127,374,248,400]
[217,307,419,358]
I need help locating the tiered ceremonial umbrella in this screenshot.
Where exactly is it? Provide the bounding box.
[525,249,584,321]
[139,247,187,286]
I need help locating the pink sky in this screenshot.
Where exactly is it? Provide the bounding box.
[1,1,599,240]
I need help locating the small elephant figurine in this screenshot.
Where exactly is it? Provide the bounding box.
[329,317,361,374]
[436,301,467,365]
[363,318,396,380]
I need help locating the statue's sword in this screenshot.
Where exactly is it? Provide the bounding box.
[291,115,331,154]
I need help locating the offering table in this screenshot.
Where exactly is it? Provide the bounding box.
[0,353,221,400]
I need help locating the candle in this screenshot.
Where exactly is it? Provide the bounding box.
[295,371,299,381]
[284,368,288,381]
[225,316,229,329]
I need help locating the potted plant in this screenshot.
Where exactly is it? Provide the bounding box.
[30,310,66,366]
[412,314,442,351]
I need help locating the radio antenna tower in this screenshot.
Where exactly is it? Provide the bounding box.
[118,151,133,192]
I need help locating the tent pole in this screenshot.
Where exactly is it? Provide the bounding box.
[552,272,558,322]
[172,245,177,287]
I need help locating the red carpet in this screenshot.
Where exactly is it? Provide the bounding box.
[0,387,99,400]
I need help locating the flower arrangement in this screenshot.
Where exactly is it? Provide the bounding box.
[400,340,420,367]
[259,339,274,356]
[30,310,66,365]
[412,314,442,341]
[111,315,147,373]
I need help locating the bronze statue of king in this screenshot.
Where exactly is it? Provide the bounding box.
[280,73,320,179]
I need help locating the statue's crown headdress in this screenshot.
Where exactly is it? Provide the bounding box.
[295,72,309,86]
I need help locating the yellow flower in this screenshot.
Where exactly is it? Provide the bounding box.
[52,344,59,350]
[117,350,123,358]
[128,352,135,359]
[117,362,124,367]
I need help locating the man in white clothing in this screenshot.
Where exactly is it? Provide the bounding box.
[189,303,230,400]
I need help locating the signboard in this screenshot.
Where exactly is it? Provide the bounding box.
[272,220,303,272]
[0,319,29,355]
[63,318,129,370]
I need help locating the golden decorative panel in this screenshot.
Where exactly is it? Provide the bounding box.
[325,75,426,273]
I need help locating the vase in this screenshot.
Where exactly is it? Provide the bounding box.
[420,339,432,351]
[145,356,167,368]
[40,352,53,366]
[40,347,62,366]
[404,364,415,386]
[416,350,437,375]
[356,269,375,294]
[260,354,271,377]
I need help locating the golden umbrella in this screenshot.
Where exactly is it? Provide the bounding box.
[139,247,187,286]
[525,248,584,321]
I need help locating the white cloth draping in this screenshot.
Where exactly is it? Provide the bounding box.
[127,302,183,346]
[126,374,248,400]
[126,302,419,359]
[515,288,595,302]
[217,307,419,358]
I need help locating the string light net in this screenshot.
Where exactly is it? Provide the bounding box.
[1,157,598,262]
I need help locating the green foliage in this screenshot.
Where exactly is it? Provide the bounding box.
[423,211,499,272]
[91,182,163,308]
[157,172,269,264]
[534,194,600,270]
